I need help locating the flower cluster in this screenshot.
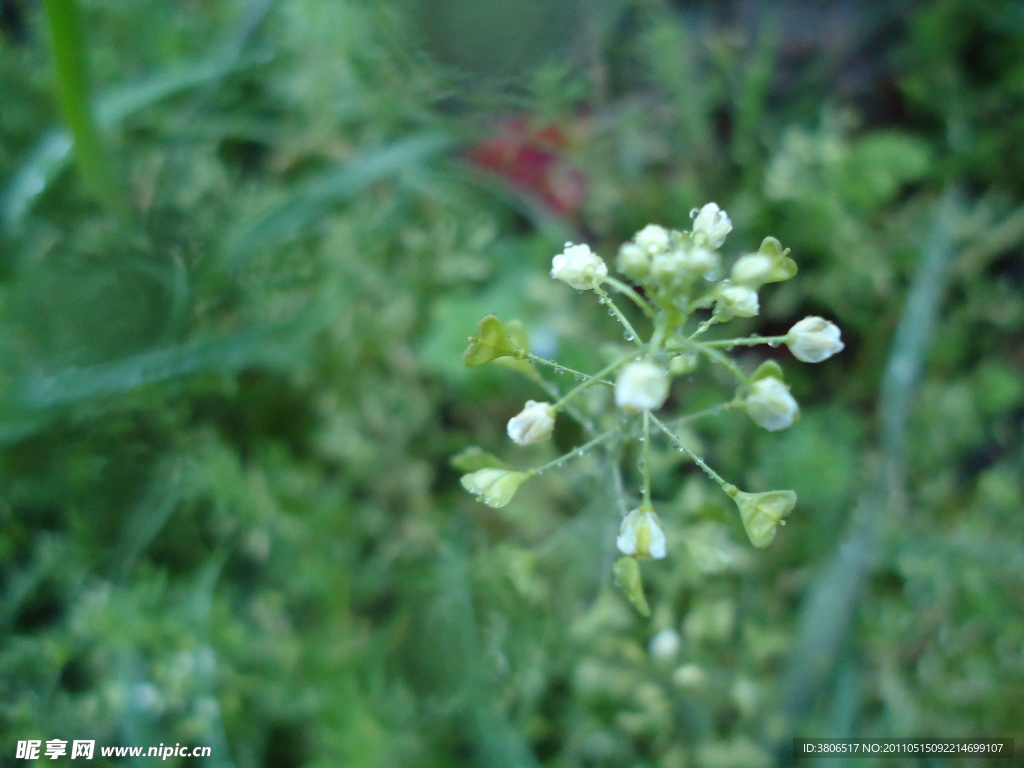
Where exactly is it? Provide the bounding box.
[458,203,843,614]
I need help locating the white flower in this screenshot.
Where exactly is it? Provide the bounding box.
[507,400,555,445]
[634,224,670,254]
[787,316,845,363]
[617,242,650,280]
[615,361,670,411]
[616,506,667,559]
[744,376,798,431]
[691,202,733,248]
[551,242,607,290]
[716,284,759,318]
[649,628,682,662]
[730,253,773,286]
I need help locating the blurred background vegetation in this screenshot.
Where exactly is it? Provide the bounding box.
[1,0,1022,766]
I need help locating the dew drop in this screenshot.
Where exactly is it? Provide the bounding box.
[554,366,565,375]
[623,332,635,341]
[704,270,720,281]
[637,436,645,442]
[574,372,586,382]
[768,340,780,348]
[725,344,736,351]
[577,449,586,457]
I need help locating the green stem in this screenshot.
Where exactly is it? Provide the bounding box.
[529,429,619,476]
[641,410,652,505]
[602,276,656,319]
[701,334,791,348]
[526,355,614,387]
[648,312,668,355]
[649,414,735,494]
[667,398,742,428]
[688,343,750,385]
[532,377,599,437]
[551,353,634,412]
[594,286,643,347]
[688,317,719,341]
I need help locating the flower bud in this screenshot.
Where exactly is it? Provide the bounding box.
[669,352,698,375]
[617,242,650,281]
[615,361,670,411]
[732,489,796,547]
[507,400,555,445]
[744,376,798,431]
[649,628,682,663]
[715,284,760,318]
[461,468,530,508]
[634,224,671,254]
[616,506,667,559]
[787,316,844,363]
[686,246,720,278]
[730,253,773,286]
[550,242,607,290]
[690,202,732,248]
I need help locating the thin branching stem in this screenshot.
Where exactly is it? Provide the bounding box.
[529,429,619,476]
[688,316,719,340]
[641,410,652,506]
[594,286,644,347]
[687,343,750,385]
[601,276,657,319]
[552,352,634,412]
[667,398,742,428]
[526,355,614,387]
[649,413,734,493]
[700,334,791,348]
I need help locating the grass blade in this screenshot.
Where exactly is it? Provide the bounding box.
[2,11,270,229]
[224,133,454,265]
[42,0,126,215]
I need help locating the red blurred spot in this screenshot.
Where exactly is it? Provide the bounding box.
[466,118,586,218]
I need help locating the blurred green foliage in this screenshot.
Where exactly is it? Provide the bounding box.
[0,0,1022,766]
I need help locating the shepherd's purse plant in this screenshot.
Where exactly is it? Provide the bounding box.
[458,204,844,613]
